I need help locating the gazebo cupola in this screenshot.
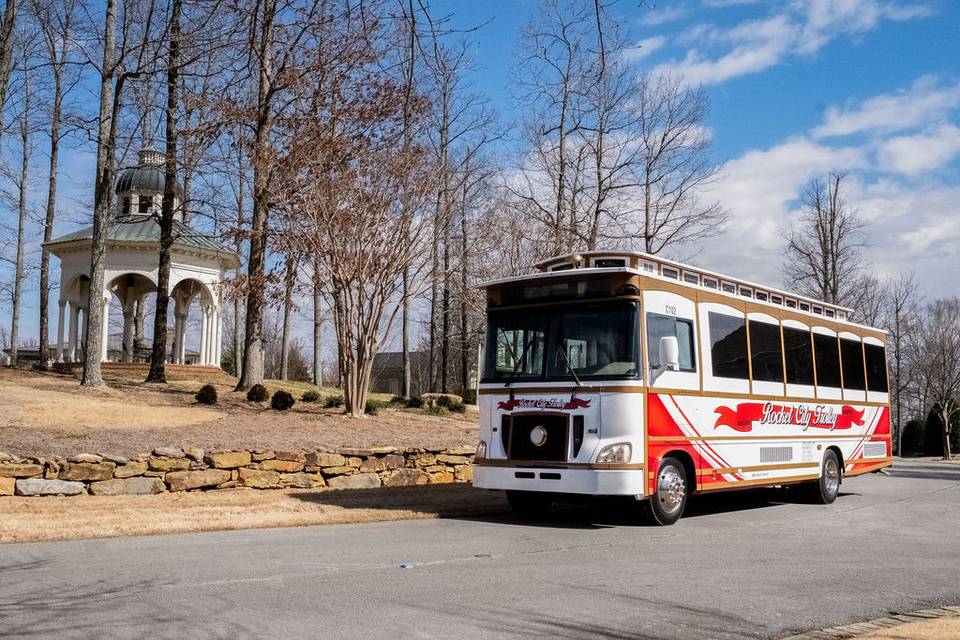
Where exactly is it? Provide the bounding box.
[43,147,240,367]
[114,147,185,221]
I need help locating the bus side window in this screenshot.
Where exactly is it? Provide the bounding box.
[748,320,783,383]
[783,326,815,386]
[813,334,841,387]
[864,343,888,392]
[840,338,866,391]
[708,312,749,380]
[646,312,696,372]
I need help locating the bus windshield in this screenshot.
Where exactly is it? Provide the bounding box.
[482,301,639,382]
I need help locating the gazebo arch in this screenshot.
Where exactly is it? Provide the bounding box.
[43,148,240,368]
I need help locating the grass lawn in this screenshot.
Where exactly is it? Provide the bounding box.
[0,367,477,458]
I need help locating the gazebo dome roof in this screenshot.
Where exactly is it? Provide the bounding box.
[115,148,183,196]
[44,215,241,270]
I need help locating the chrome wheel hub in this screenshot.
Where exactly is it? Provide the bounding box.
[824,458,840,495]
[657,466,686,514]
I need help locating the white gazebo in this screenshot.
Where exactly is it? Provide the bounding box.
[44,148,240,367]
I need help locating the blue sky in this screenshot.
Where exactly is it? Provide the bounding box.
[3,0,959,347]
[440,0,960,299]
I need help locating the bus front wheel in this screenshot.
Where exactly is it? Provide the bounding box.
[804,450,841,504]
[505,490,553,516]
[645,456,688,526]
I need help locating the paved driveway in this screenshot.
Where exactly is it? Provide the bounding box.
[0,459,957,639]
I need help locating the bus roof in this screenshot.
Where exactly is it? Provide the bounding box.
[479,250,886,333]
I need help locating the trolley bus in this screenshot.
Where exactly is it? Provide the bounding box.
[473,251,892,525]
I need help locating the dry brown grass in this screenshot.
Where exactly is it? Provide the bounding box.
[0,367,478,457]
[0,484,508,544]
[859,618,960,639]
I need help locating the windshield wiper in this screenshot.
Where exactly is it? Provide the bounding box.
[555,340,583,387]
[504,333,541,392]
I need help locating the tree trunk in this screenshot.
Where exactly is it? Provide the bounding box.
[38,55,63,369]
[80,0,117,388]
[279,255,295,380]
[10,75,29,363]
[146,0,181,384]
[312,263,323,387]
[942,406,953,461]
[459,189,469,396]
[237,0,276,392]
[0,0,15,144]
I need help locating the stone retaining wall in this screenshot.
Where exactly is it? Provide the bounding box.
[0,446,475,497]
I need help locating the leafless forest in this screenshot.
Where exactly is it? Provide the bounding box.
[0,0,955,440]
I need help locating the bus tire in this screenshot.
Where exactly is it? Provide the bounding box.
[505,490,552,516]
[645,456,688,526]
[805,450,841,505]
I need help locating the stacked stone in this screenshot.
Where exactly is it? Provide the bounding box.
[0,446,475,497]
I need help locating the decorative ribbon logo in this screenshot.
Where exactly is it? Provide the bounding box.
[497,397,592,411]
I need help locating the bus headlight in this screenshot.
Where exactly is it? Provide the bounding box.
[476,440,487,459]
[596,442,631,464]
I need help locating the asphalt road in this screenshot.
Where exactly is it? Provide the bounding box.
[1,459,958,640]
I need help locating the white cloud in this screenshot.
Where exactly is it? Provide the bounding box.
[695,77,959,299]
[623,36,667,62]
[639,6,688,27]
[813,76,960,138]
[876,124,960,176]
[654,0,932,85]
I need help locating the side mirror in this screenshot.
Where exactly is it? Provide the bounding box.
[659,336,680,371]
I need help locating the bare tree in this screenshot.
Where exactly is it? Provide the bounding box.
[0,0,16,142]
[908,298,960,460]
[35,0,78,368]
[884,272,920,455]
[783,171,865,306]
[7,30,31,363]
[144,0,182,383]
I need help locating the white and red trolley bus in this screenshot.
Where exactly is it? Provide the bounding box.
[473,251,892,525]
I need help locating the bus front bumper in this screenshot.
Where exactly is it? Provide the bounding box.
[473,461,646,496]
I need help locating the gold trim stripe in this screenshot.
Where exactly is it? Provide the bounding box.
[474,459,644,471]
[699,473,820,491]
[696,461,819,476]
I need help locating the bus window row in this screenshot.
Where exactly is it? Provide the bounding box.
[704,311,888,393]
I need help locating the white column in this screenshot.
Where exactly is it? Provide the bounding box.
[199,306,209,365]
[206,307,215,366]
[100,298,110,362]
[55,301,66,362]
[79,307,87,355]
[121,302,135,363]
[66,302,78,362]
[178,315,187,364]
[171,300,182,365]
[214,307,222,369]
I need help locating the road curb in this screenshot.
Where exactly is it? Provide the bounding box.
[781,606,960,639]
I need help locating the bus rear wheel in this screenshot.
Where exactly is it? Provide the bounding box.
[505,490,553,516]
[645,456,688,526]
[804,450,841,504]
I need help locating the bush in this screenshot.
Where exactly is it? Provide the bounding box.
[271,390,295,411]
[420,392,462,408]
[390,395,407,405]
[246,384,268,402]
[462,389,477,405]
[449,402,467,414]
[428,404,449,417]
[301,390,321,403]
[365,399,380,415]
[405,396,424,409]
[195,384,218,405]
[323,394,344,408]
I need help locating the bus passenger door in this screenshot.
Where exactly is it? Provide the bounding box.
[643,290,703,493]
